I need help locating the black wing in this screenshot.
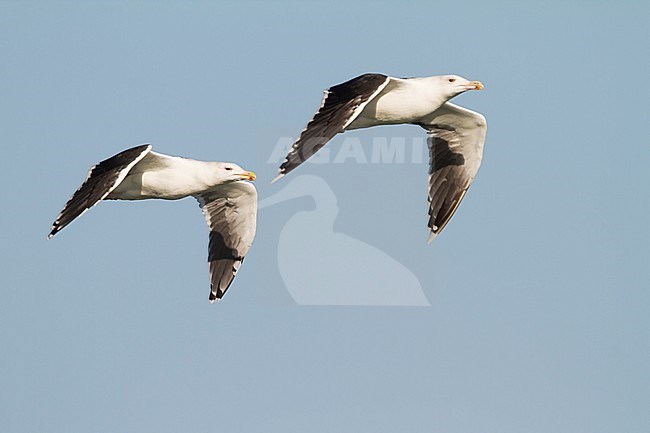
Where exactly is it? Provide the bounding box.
[48,144,152,238]
[417,103,487,241]
[275,73,390,179]
[195,182,258,302]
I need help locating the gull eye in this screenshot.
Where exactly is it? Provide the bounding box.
[225,167,233,171]
[448,78,456,83]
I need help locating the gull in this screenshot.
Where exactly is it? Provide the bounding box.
[48,144,257,302]
[274,73,487,241]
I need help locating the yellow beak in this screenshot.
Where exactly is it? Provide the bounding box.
[469,81,484,90]
[240,171,256,181]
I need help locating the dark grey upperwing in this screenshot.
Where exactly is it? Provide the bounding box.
[276,73,390,179]
[48,144,152,239]
[416,103,487,241]
[195,181,257,302]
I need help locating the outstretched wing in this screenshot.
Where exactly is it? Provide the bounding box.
[195,181,258,302]
[417,103,487,241]
[275,73,390,180]
[48,144,152,238]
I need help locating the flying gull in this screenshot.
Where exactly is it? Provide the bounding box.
[48,144,258,302]
[273,73,487,241]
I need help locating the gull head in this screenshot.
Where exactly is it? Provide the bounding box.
[438,75,484,98]
[217,162,256,184]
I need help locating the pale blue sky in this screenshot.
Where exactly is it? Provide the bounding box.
[1,1,649,432]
